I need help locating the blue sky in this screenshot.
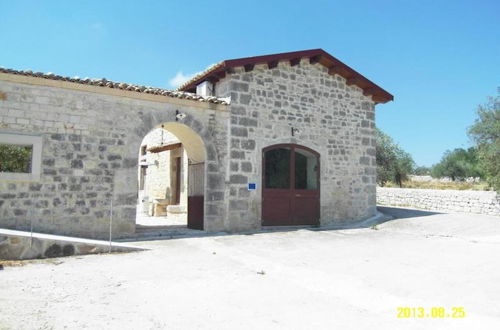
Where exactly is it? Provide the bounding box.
[1,0,498,166]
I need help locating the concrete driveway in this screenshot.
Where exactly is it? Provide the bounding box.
[1,207,499,330]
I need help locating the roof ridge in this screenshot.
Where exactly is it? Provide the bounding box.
[176,62,224,91]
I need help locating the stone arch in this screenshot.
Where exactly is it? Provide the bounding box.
[133,110,219,165]
[259,137,327,157]
[255,137,328,179]
[131,107,224,232]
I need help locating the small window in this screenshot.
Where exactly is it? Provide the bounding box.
[0,144,33,173]
[264,147,291,189]
[0,133,42,181]
[263,144,319,191]
[295,148,318,190]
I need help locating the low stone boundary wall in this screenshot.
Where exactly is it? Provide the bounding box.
[377,187,499,216]
[0,228,145,260]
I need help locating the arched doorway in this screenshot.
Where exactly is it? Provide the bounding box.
[137,122,205,231]
[262,144,320,226]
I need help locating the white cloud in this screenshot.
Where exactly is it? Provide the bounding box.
[168,71,196,88]
[168,63,218,89]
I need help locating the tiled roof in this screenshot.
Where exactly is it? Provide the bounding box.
[0,67,229,105]
[177,49,393,104]
[177,62,224,91]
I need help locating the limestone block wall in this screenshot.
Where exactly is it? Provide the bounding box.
[0,228,143,260]
[0,77,229,239]
[0,60,380,237]
[377,187,500,216]
[215,59,377,230]
[146,149,172,200]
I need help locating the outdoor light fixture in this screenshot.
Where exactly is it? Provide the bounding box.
[175,110,186,121]
[140,159,158,166]
[291,127,300,136]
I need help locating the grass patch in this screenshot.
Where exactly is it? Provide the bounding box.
[0,259,33,268]
[384,181,491,191]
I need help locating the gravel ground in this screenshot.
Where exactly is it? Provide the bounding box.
[1,207,499,330]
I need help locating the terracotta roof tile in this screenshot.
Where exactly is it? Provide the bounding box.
[177,62,224,91]
[0,67,230,105]
[177,49,393,104]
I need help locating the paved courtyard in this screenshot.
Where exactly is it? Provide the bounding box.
[1,207,499,329]
[135,204,187,227]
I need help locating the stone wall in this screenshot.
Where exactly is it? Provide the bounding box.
[408,175,481,183]
[377,187,500,216]
[0,228,143,260]
[215,59,377,230]
[0,76,229,238]
[0,58,381,238]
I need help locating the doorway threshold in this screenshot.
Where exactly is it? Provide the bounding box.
[120,225,206,242]
[260,224,319,232]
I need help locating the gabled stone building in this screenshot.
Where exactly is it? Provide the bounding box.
[0,49,392,239]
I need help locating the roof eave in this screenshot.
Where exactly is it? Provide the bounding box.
[178,49,393,104]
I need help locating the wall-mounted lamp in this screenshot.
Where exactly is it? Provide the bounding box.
[175,110,186,121]
[140,160,159,166]
[291,127,300,136]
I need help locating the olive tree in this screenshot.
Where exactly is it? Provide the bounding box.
[376,128,415,187]
[468,88,500,190]
[431,147,483,181]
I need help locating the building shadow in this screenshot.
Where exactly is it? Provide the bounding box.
[118,206,445,243]
[376,206,442,220]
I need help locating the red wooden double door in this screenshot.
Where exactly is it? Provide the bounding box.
[262,144,320,226]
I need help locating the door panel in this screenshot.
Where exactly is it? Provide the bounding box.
[292,193,319,225]
[262,147,292,226]
[262,144,320,226]
[292,147,319,225]
[174,157,181,205]
[187,162,204,230]
[187,196,204,230]
[262,192,291,226]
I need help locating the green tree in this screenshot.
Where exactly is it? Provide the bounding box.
[431,147,483,181]
[0,144,33,173]
[468,89,500,191]
[376,129,396,186]
[413,166,431,175]
[376,128,415,187]
[393,149,415,187]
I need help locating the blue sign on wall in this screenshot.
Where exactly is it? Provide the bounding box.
[248,183,256,190]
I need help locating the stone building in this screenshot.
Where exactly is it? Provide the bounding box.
[137,128,189,218]
[0,49,393,239]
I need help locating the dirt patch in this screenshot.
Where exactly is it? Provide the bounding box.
[0,258,64,268]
